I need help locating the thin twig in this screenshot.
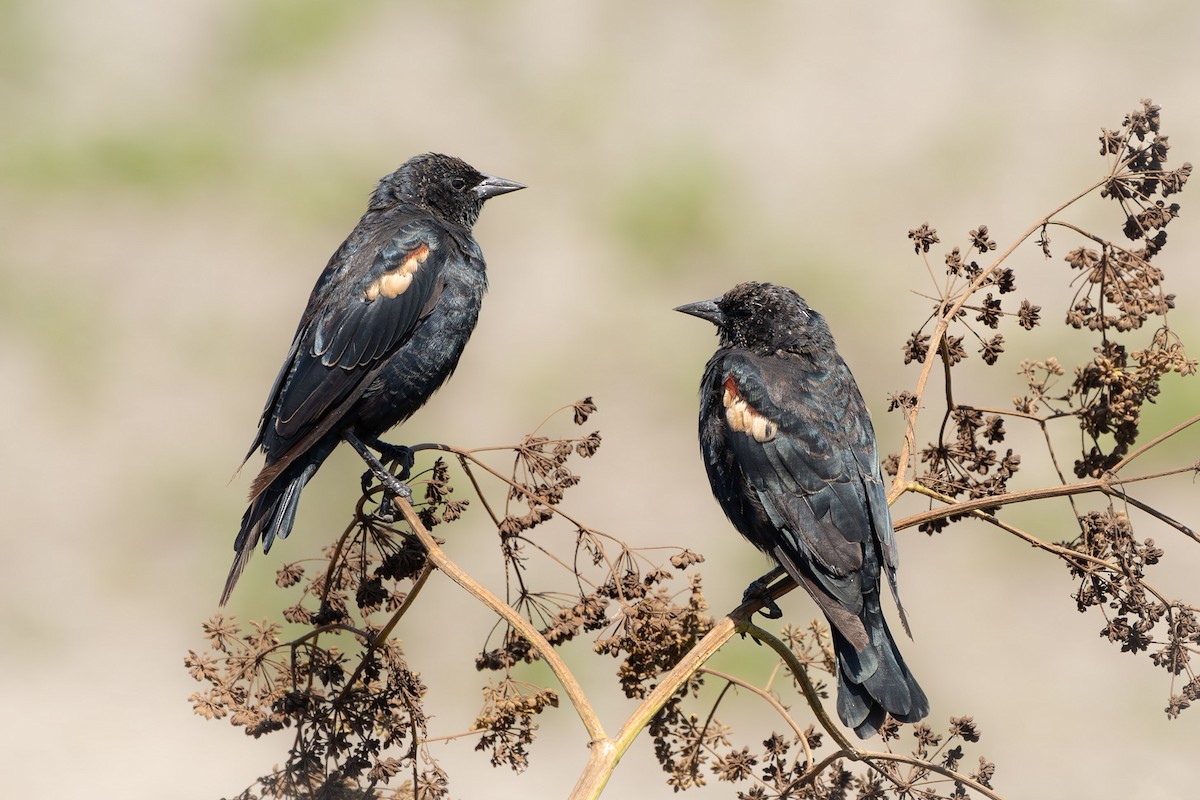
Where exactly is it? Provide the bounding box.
[889,173,1117,504]
[1111,412,1200,472]
[334,562,435,704]
[741,622,855,752]
[896,462,1198,532]
[904,483,1181,610]
[853,749,1005,800]
[698,666,815,769]
[392,496,606,745]
[682,679,734,779]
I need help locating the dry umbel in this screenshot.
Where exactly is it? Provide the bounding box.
[191,101,1197,799]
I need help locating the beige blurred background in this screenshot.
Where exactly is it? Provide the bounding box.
[2,1,1198,797]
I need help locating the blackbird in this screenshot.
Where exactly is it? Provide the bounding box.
[677,281,928,737]
[223,153,523,605]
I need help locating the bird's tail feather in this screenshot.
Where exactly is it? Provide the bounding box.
[220,461,318,605]
[833,591,929,738]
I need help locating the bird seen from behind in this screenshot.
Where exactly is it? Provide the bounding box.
[676,281,928,738]
[223,153,524,605]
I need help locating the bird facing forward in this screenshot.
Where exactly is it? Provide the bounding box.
[223,153,524,605]
[676,281,928,738]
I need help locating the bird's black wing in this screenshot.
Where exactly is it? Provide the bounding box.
[247,214,451,496]
[717,350,901,644]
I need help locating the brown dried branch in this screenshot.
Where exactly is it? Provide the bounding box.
[392,495,604,743]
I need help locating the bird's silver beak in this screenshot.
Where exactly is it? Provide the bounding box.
[474,173,526,199]
[674,298,725,326]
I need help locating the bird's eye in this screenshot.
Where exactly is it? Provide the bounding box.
[450,178,467,191]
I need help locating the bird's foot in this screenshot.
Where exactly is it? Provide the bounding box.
[742,576,784,619]
[362,466,413,521]
[344,433,414,513]
[373,483,411,521]
[367,440,415,518]
[367,439,415,481]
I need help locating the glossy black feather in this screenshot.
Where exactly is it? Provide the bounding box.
[223,153,523,605]
[678,281,928,738]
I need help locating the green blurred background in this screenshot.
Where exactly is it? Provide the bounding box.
[2,1,1198,797]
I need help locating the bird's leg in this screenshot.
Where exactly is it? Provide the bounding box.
[366,438,415,481]
[743,566,788,619]
[344,432,413,513]
[365,438,415,518]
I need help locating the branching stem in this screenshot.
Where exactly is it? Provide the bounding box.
[393,496,607,745]
[889,174,1116,504]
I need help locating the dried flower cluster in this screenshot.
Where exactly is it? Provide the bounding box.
[191,400,717,798]
[1067,505,1199,717]
[866,716,996,800]
[186,459,457,799]
[1057,100,1194,476]
[639,614,999,798]
[896,217,1034,523]
[891,99,1198,720]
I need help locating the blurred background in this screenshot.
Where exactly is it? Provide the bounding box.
[2,1,1198,797]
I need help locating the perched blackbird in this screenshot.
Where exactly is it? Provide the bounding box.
[676,281,928,738]
[222,153,524,605]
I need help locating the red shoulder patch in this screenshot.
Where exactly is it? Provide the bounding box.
[363,243,430,301]
[722,375,777,442]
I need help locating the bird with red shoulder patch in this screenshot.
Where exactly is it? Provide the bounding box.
[676,281,929,738]
[223,154,523,605]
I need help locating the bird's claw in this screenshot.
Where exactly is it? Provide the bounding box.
[758,600,784,619]
[369,439,415,481]
[742,578,784,619]
[360,464,413,493]
[737,625,766,645]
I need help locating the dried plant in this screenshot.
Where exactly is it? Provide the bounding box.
[893,98,1198,718]
[190,100,1197,799]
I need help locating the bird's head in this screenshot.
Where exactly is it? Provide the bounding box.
[675,281,832,353]
[372,153,525,228]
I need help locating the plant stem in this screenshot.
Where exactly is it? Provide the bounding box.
[888,175,1114,505]
[393,497,606,745]
[568,612,745,800]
